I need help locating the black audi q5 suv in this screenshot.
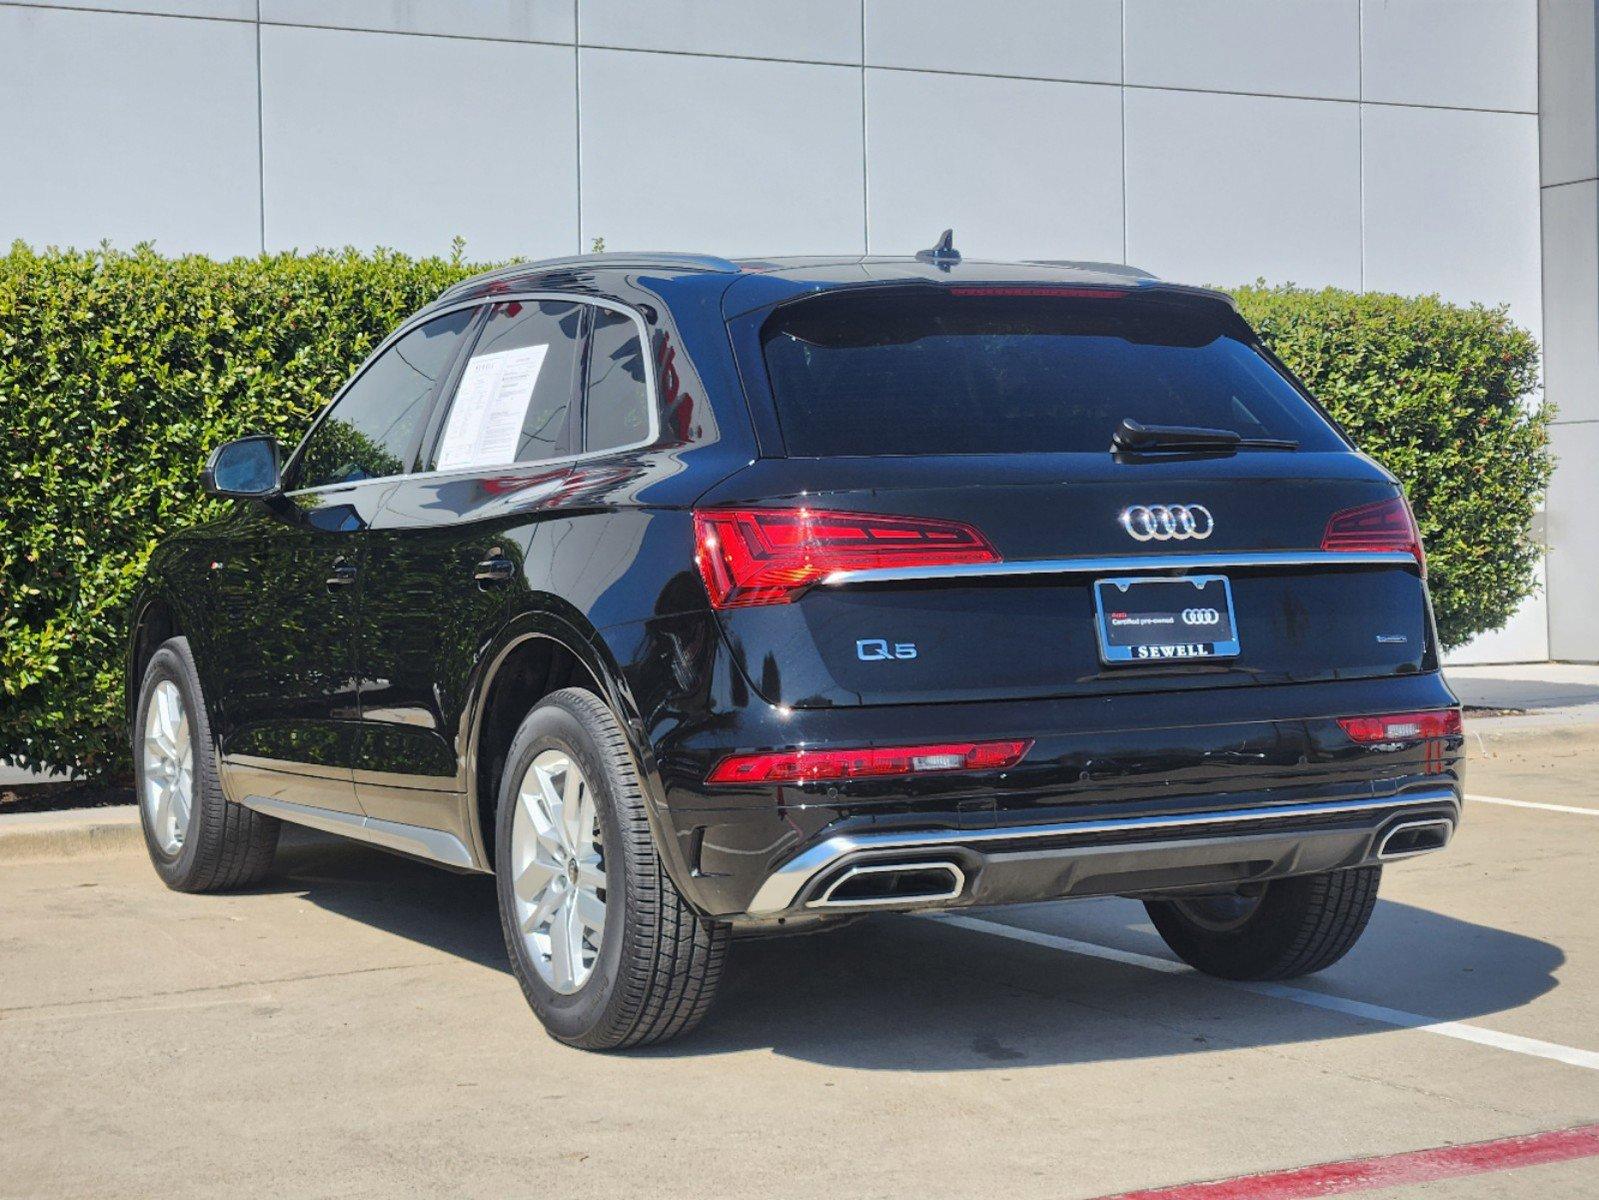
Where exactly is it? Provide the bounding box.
[127,246,1463,1049]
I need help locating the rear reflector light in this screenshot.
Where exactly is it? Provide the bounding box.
[706,739,1032,785]
[693,507,999,609]
[1322,496,1426,573]
[1338,709,1462,743]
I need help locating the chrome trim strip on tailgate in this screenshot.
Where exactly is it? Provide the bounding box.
[820,550,1418,588]
[746,789,1459,915]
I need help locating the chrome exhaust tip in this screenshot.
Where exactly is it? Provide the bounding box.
[807,861,966,909]
[1376,818,1454,861]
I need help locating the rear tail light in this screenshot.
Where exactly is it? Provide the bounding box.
[1338,709,1462,743]
[1322,496,1426,574]
[707,739,1031,785]
[694,507,999,609]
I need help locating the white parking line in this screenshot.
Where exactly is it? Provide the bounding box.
[929,913,1599,1072]
[1468,793,1599,817]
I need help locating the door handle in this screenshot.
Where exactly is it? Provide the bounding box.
[326,558,358,589]
[474,553,516,586]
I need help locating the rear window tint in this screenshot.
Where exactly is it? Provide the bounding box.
[759,289,1345,456]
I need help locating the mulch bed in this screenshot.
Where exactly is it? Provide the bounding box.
[0,780,135,815]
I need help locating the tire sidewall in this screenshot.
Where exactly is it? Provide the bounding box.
[134,640,211,886]
[1146,867,1380,980]
[494,693,633,1043]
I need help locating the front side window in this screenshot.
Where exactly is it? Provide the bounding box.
[583,307,651,453]
[295,310,473,490]
[431,300,584,471]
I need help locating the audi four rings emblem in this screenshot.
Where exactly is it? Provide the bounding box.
[1182,607,1221,626]
[1120,503,1215,542]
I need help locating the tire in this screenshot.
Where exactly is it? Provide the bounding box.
[494,687,728,1050]
[1144,866,1381,981]
[133,637,280,892]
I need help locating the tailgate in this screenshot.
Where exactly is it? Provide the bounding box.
[697,455,1434,709]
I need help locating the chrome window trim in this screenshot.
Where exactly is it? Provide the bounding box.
[745,789,1460,915]
[282,290,660,499]
[819,549,1419,588]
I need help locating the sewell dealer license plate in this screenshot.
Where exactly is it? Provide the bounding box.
[1093,574,1241,664]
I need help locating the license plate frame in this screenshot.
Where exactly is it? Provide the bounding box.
[1093,574,1241,665]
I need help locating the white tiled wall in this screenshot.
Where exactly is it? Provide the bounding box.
[0,5,261,258]
[1123,0,1360,99]
[582,0,861,63]
[866,71,1122,261]
[1124,90,1362,290]
[262,25,578,260]
[1547,421,1599,662]
[1361,106,1543,332]
[262,0,574,42]
[0,0,1564,659]
[577,49,863,254]
[1539,0,1597,188]
[1541,181,1599,426]
[865,0,1120,82]
[1360,0,1538,112]
[1538,0,1599,663]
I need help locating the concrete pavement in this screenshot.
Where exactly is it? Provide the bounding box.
[2,734,1596,1198]
[1447,663,1599,736]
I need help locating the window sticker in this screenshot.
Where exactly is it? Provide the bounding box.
[434,343,550,471]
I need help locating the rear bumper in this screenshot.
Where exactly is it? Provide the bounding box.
[740,788,1460,919]
[616,636,1465,919]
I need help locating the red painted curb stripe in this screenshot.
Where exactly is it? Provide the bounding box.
[1094,1123,1599,1200]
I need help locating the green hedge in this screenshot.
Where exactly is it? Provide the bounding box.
[1,244,478,776]
[0,249,1552,778]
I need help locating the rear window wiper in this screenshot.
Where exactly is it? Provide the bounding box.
[1112,418,1299,453]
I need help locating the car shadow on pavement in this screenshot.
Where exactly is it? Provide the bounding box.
[268,829,1566,1070]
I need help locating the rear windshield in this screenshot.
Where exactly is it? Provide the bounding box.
[759,288,1346,456]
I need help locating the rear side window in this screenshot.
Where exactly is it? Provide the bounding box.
[432,299,584,470]
[760,289,1345,456]
[583,307,651,453]
[295,309,473,490]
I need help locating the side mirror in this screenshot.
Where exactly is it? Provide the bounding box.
[202,436,282,499]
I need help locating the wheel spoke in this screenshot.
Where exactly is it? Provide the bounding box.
[535,761,569,849]
[158,685,180,744]
[547,897,575,986]
[561,770,588,852]
[521,877,566,934]
[574,886,606,937]
[514,857,559,904]
[148,723,176,759]
[574,854,605,891]
[151,778,174,842]
[170,783,191,844]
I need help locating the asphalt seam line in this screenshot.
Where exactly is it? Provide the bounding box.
[928,913,1599,1072]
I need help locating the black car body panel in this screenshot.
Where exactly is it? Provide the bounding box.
[129,252,1462,923]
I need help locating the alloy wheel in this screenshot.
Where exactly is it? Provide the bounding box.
[141,679,194,856]
[510,749,607,994]
[1171,885,1265,933]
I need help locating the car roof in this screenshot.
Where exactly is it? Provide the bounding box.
[429,251,1234,316]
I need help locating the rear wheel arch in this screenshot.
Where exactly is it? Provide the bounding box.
[465,618,661,875]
